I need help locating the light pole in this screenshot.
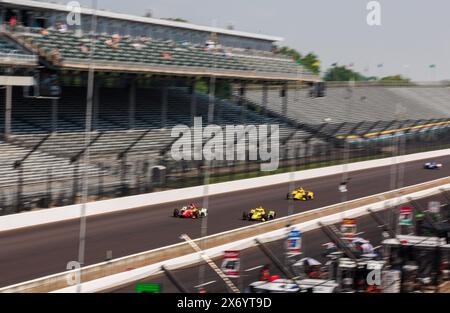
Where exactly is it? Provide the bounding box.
[389,104,406,234]
[341,80,354,210]
[76,0,98,293]
[197,41,217,290]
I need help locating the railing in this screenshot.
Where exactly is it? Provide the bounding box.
[62,58,319,82]
[1,124,449,216]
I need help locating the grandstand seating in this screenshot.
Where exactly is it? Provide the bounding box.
[1,84,448,190]
[0,38,449,210]
[1,86,312,157]
[10,28,307,76]
[0,35,37,64]
[0,7,447,213]
[244,86,450,140]
[388,87,450,117]
[0,36,24,55]
[0,139,102,188]
[2,85,449,145]
[0,84,324,192]
[245,86,450,125]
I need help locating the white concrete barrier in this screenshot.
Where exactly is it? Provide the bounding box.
[53,180,450,293]
[1,148,449,232]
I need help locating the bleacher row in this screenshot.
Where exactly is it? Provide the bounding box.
[0,86,319,188]
[0,140,102,187]
[1,84,448,191]
[8,28,307,76]
[244,86,450,138]
[0,37,20,54]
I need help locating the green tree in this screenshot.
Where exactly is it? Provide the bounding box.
[323,66,369,81]
[380,75,410,83]
[301,52,321,75]
[278,47,321,75]
[278,46,302,63]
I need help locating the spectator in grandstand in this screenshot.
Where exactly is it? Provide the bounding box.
[131,37,148,50]
[80,42,90,54]
[205,39,215,51]
[161,51,173,60]
[131,42,145,50]
[225,49,233,59]
[9,15,17,30]
[50,48,61,62]
[40,28,49,36]
[139,36,151,44]
[105,33,121,50]
[56,22,68,33]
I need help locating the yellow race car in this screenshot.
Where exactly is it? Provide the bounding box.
[243,206,276,222]
[286,187,314,201]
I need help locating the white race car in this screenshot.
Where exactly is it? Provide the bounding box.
[424,162,442,170]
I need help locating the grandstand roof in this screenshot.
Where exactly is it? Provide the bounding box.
[1,0,284,43]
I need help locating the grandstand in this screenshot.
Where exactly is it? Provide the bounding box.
[244,84,450,140]
[0,0,449,214]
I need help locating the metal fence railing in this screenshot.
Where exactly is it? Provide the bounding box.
[1,127,449,216]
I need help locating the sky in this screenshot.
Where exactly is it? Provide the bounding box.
[53,0,450,81]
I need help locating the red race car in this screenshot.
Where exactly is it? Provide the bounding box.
[172,203,208,219]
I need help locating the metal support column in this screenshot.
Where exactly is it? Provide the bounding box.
[16,165,23,211]
[46,167,53,207]
[239,82,246,124]
[51,98,58,134]
[190,79,197,125]
[92,82,99,131]
[367,208,396,238]
[262,82,268,115]
[161,83,168,128]
[128,79,136,130]
[282,83,288,117]
[5,85,12,141]
[255,238,295,279]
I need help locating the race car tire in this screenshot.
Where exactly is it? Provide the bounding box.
[193,211,199,219]
[173,209,179,217]
[262,214,268,222]
[242,212,248,220]
[286,193,291,200]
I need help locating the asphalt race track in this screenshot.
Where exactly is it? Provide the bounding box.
[111,212,388,293]
[111,195,445,293]
[0,156,449,287]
